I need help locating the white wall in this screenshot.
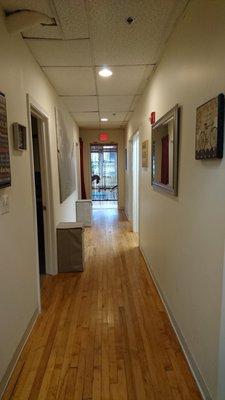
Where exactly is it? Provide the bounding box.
[125,1,225,398]
[0,9,80,392]
[80,129,125,209]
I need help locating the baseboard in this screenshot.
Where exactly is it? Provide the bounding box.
[139,245,212,400]
[0,308,39,398]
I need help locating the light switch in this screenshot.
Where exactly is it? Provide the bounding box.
[0,193,9,215]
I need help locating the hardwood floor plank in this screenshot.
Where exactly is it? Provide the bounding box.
[3,209,202,400]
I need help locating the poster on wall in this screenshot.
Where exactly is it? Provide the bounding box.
[142,140,149,167]
[0,92,11,188]
[55,108,76,203]
[195,93,224,159]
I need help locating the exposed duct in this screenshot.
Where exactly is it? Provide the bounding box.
[5,9,56,34]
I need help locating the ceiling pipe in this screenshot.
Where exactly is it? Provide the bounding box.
[5,10,55,34]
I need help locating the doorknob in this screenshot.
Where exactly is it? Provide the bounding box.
[42,205,47,211]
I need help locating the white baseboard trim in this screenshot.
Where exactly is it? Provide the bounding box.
[0,308,39,398]
[139,245,212,400]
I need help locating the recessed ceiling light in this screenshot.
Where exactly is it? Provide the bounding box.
[101,117,108,122]
[98,67,113,78]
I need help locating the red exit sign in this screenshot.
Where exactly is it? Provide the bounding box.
[99,132,109,142]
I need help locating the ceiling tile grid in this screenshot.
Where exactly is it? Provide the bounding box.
[0,0,188,128]
[86,0,187,66]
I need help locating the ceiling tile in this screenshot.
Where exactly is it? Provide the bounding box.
[71,112,99,122]
[100,112,127,123]
[96,65,153,96]
[25,39,92,66]
[87,0,188,65]
[77,121,100,128]
[99,96,134,112]
[43,67,96,95]
[53,0,89,39]
[61,96,98,112]
[22,26,62,39]
[100,122,123,129]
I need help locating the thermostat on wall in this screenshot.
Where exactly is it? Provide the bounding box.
[13,123,27,151]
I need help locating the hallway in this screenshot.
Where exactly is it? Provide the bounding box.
[4,210,201,400]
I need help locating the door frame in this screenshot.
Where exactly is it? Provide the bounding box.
[129,130,140,235]
[27,95,57,291]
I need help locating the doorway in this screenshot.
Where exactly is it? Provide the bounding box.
[31,115,46,276]
[132,132,139,232]
[90,143,118,209]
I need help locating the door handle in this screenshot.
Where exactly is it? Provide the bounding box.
[42,205,47,211]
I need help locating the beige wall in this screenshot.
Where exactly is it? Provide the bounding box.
[125,1,225,399]
[80,129,125,209]
[0,9,80,393]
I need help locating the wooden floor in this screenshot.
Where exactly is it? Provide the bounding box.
[3,210,202,400]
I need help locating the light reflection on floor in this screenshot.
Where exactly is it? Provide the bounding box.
[92,200,118,209]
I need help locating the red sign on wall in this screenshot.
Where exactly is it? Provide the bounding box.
[99,132,109,142]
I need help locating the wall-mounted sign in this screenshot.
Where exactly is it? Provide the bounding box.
[0,92,11,188]
[13,123,27,150]
[142,140,149,167]
[195,93,224,159]
[99,132,109,142]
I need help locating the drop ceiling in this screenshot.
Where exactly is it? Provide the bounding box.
[0,0,188,129]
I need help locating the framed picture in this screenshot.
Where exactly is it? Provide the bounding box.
[55,108,76,203]
[13,123,27,150]
[195,93,224,159]
[142,140,148,167]
[0,92,11,188]
[151,105,179,196]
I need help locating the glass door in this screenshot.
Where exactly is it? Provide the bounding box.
[91,144,118,207]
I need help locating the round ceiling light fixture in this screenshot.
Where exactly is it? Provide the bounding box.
[98,67,113,78]
[101,117,108,122]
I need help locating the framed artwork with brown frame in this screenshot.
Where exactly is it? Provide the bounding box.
[195,93,224,160]
[0,92,11,188]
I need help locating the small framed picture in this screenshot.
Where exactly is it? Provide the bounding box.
[142,140,148,167]
[13,123,27,150]
[195,93,224,159]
